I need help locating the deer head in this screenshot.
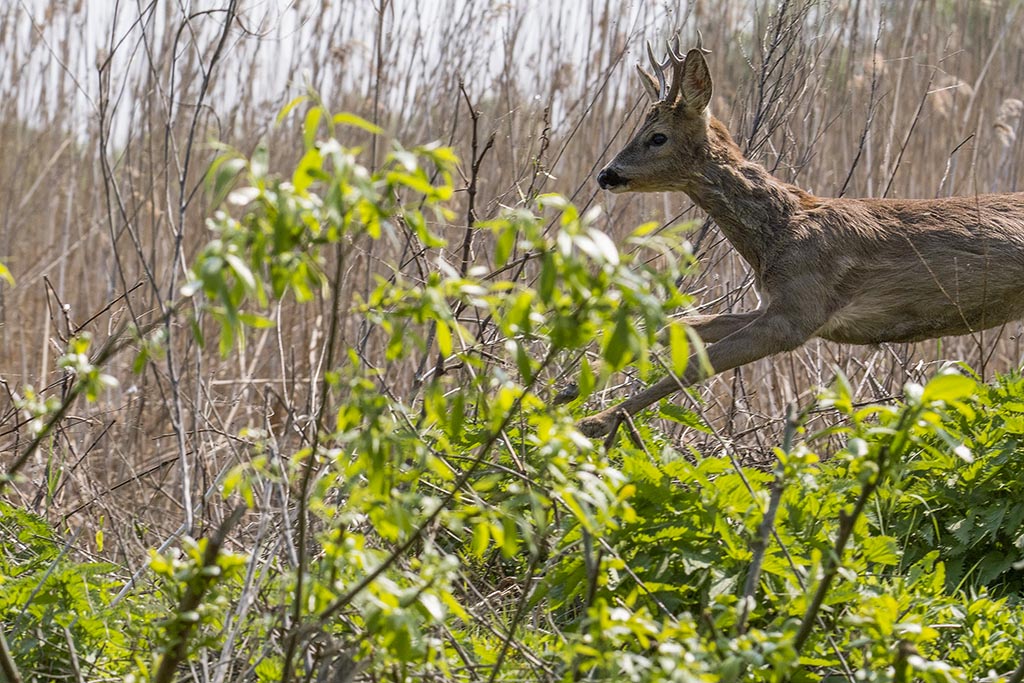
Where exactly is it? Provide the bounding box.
[597,35,715,194]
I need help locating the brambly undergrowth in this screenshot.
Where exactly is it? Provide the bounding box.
[2,105,1024,682]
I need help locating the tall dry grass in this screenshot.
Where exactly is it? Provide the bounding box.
[2,0,1024,551]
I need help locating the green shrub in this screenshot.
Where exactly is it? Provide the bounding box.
[4,104,1024,682]
[0,502,141,680]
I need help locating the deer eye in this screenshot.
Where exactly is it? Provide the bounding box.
[649,133,668,146]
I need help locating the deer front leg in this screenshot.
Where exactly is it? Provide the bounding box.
[577,309,817,438]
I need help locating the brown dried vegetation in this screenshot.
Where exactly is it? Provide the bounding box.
[3,0,1024,549]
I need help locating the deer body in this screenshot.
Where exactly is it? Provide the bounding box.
[578,38,1024,438]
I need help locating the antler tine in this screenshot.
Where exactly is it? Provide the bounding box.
[667,34,684,63]
[665,33,686,104]
[695,28,711,55]
[646,41,669,100]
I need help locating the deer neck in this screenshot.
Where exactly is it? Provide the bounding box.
[685,123,810,273]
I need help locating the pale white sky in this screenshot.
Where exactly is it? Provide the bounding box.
[8,1,685,143]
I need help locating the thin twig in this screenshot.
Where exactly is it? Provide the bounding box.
[0,627,23,683]
[297,345,562,640]
[152,505,247,683]
[457,80,497,278]
[485,551,541,683]
[737,404,799,635]
[792,408,915,654]
[1008,652,1024,683]
[280,238,351,682]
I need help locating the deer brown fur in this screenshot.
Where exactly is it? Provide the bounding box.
[577,38,1024,438]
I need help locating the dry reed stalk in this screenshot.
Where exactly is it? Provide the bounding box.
[1,0,1023,589]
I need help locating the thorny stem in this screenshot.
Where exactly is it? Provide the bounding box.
[457,80,496,278]
[425,81,495,391]
[166,0,239,537]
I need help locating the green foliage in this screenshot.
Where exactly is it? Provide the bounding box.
[0,261,13,287]
[0,501,142,681]
[140,534,249,683]
[532,370,1024,682]
[203,99,698,678]
[6,104,1024,683]
[881,370,1024,594]
[57,334,119,401]
[194,105,457,354]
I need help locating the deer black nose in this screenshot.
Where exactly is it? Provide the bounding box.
[597,168,626,190]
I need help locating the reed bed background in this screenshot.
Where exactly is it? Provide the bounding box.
[2,0,1024,554]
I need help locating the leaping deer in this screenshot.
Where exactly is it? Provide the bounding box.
[577,36,1024,438]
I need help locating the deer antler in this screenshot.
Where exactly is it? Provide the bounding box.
[695,29,711,55]
[636,33,702,104]
[665,35,686,103]
[643,40,672,101]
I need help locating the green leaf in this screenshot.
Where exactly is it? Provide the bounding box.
[132,344,154,374]
[495,224,515,267]
[441,593,470,623]
[577,357,595,400]
[539,252,555,303]
[436,320,453,357]
[293,147,324,193]
[861,535,899,565]
[515,342,533,382]
[603,311,634,371]
[448,390,465,438]
[219,324,236,356]
[276,95,308,124]
[386,170,435,196]
[237,312,276,329]
[303,106,322,150]
[922,372,976,403]
[207,156,246,207]
[500,516,519,558]
[190,316,205,349]
[659,402,711,433]
[332,112,384,135]
[224,254,256,291]
[630,220,660,237]
[471,523,489,556]
[668,321,690,377]
[423,144,458,168]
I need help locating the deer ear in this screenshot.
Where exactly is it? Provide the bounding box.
[635,64,660,102]
[679,49,713,112]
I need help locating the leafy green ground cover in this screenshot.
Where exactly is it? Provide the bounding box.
[2,106,1024,682]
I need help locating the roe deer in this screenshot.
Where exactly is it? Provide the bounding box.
[577,36,1024,438]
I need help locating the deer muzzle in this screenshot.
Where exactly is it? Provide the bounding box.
[597,167,629,193]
